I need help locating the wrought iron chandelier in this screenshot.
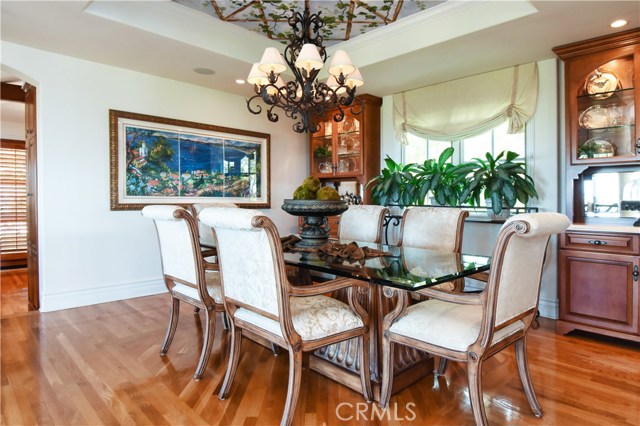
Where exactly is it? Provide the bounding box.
[246,7,363,133]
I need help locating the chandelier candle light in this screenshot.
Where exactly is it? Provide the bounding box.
[246,7,363,133]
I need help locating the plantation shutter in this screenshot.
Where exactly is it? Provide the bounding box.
[0,139,27,258]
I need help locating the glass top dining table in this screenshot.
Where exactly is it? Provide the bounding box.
[282,240,491,292]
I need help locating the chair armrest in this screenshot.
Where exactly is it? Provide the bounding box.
[201,248,217,258]
[203,258,219,271]
[413,287,483,305]
[289,277,366,297]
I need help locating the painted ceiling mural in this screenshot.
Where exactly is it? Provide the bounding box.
[174,0,445,44]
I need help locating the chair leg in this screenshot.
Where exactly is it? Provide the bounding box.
[270,343,280,356]
[218,324,242,400]
[467,357,488,426]
[358,334,373,402]
[515,338,543,417]
[193,307,216,381]
[280,350,303,426]
[378,337,395,409]
[222,312,230,331]
[436,357,449,375]
[160,297,180,355]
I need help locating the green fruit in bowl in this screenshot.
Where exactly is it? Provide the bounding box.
[316,186,341,201]
[293,185,315,200]
[302,176,321,194]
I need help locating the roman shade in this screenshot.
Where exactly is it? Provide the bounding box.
[393,62,538,144]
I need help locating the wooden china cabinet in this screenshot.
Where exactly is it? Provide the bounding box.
[304,94,382,236]
[309,94,381,200]
[554,28,640,343]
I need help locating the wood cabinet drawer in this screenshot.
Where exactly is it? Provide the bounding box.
[560,232,639,255]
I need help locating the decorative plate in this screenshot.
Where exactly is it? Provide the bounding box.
[341,117,355,133]
[579,105,610,129]
[584,68,620,98]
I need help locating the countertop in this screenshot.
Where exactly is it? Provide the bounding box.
[567,224,640,234]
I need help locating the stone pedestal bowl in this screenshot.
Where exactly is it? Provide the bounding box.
[281,199,349,247]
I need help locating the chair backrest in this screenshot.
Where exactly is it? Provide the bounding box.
[190,202,238,246]
[141,205,202,289]
[397,207,469,252]
[338,205,389,243]
[487,212,570,329]
[198,207,283,320]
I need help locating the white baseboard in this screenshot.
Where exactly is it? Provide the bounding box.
[40,278,167,312]
[538,297,558,319]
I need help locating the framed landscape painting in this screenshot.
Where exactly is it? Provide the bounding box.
[109,110,270,210]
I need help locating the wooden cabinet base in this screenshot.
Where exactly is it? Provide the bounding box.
[556,319,640,343]
[558,230,640,343]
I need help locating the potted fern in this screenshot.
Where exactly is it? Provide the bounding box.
[453,150,538,218]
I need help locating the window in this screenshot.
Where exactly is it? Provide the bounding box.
[403,122,527,207]
[404,122,525,165]
[0,139,27,266]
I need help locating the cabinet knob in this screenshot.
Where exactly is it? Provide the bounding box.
[588,239,607,245]
[634,265,638,282]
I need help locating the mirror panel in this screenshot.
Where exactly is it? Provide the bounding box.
[583,171,640,217]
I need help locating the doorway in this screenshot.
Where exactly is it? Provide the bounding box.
[0,79,38,312]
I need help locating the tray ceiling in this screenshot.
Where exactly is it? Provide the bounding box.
[173,0,445,44]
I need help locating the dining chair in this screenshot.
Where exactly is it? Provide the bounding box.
[141,205,226,381]
[199,207,372,426]
[338,204,389,243]
[397,206,470,374]
[398,206,469,290]
[397,206,468,252]
[379,212,570,426]
[189,202,238,248]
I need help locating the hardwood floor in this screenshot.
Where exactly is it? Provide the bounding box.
[1,271,639,425]
[1,269,29,318]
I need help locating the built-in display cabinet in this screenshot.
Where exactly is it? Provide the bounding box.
[554,29,640,343]
[304,94,381,237]
[309,94,381,203]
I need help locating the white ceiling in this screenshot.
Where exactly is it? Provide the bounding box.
[1,1,639,99]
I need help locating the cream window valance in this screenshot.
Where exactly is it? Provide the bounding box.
[393,62,538,144]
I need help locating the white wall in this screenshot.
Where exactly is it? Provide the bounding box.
[2,41,307,312]
[379,59,562,318]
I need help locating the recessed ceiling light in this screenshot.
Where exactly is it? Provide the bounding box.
[235,79,245,84]
[193,67,215,75]
[610,19,627,28]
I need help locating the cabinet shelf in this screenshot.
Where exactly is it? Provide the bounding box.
[577,86,635,100]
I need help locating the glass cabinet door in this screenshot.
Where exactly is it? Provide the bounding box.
[574,56,638,164]
[311,120,334,176]
[334,115,363,176]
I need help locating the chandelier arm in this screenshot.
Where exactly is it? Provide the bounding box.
[266,103,282,123]
[246,95,264,115]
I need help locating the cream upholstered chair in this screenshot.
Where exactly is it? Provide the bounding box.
[338,204,388,243]
[199,207,372,426]
[397,206,468,252]
[379,212,570,426]
[141,205,225,381]
[397,207,469,374]
[189,202,238,248]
